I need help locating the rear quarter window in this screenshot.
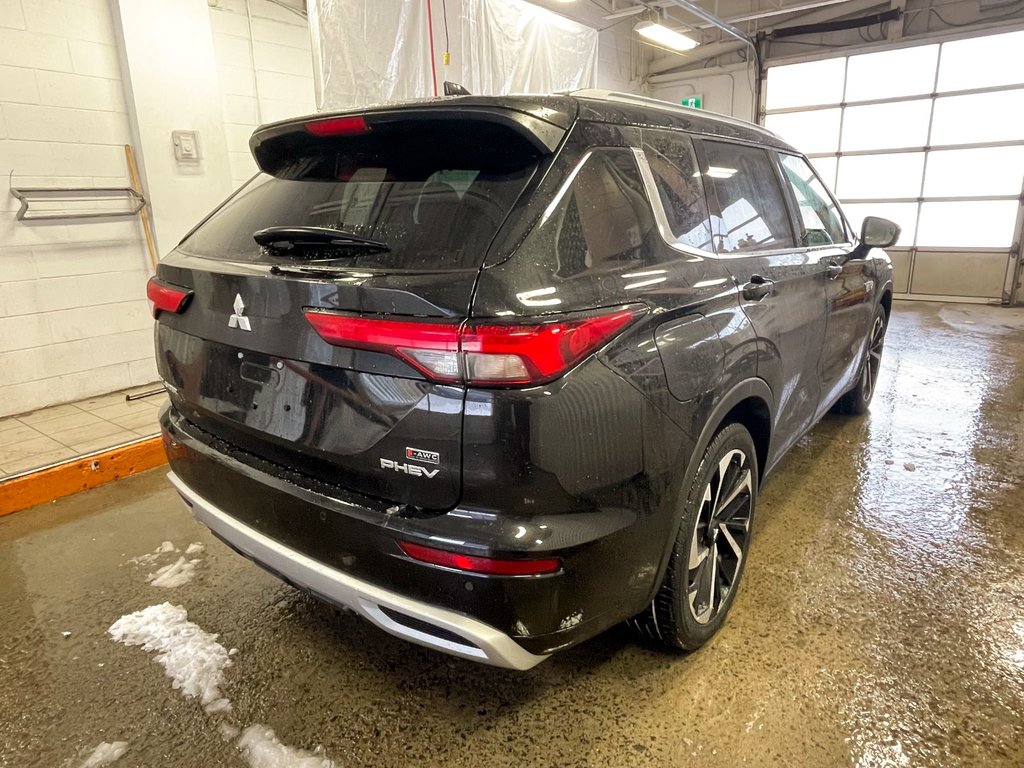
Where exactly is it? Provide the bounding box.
[642,129,715,252]
[514,147,658,280]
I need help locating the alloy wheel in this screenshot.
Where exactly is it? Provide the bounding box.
[861,315,885,402]
[687,448,754,625]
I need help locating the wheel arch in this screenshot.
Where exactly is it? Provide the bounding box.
[688,378,774,490]
[879,287,893,320]
[647,378,775,604]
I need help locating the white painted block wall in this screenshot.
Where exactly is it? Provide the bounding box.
[0,0,154,418]
[209,0,317,187]
[649,63,756,122]
[596,22,642,94]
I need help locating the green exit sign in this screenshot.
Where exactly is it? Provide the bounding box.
[681,94,703,109]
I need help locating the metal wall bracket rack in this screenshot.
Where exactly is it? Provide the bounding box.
[10,186,146,221]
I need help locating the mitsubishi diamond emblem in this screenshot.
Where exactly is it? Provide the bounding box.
[228,293,252,331]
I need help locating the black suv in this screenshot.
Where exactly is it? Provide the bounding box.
[152,91,898,669]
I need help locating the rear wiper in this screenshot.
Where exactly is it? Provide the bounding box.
[253,226,390,253]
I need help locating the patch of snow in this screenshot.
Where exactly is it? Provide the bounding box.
[78,741,129,767]
[219,722,241,741]
[127,541,178,566]
[108,603,232,714]
[185,543,205,555]
[236,725,334,768]
[147,557,200,588]
[62,631,72,638]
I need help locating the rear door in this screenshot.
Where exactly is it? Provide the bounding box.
[153,109,563,510]
[775,152,873,411]
[695,139,829,462]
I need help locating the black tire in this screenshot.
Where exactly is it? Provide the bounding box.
[629,422,759,650]
[834,304,888,416]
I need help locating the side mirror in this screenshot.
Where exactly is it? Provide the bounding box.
[860,216,901,249]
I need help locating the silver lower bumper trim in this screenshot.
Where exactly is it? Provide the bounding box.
[167,472,548,670]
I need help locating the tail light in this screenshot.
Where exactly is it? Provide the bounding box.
[146,277,193,318]
[303,306,641,386]
[398,541,560,576]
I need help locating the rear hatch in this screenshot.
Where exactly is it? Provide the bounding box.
[152,102,573,510]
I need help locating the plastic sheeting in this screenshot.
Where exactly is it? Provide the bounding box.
[310,0,598,111]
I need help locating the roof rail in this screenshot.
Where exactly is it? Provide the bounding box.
[570,88,776,137]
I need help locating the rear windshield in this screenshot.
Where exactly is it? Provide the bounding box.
[179,121,541,271]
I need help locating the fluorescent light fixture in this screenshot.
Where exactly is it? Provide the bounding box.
[635,21,698,52]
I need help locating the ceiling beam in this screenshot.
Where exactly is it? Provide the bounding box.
[691,0,864,28]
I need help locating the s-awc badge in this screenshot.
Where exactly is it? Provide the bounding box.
[406,447,440,465]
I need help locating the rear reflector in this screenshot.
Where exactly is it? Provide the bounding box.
[146,277,193,318]
[305,115,369,136]
[303,307,640,386]
[398,541,560,576]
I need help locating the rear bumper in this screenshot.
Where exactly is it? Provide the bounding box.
[161,404,663,662]
[169,471,546,670]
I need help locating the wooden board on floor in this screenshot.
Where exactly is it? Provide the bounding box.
[0,437,167,517]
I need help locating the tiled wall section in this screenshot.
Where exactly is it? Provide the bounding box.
[0,0,155,418]
[209,0,317,187]
[597,21,641,94]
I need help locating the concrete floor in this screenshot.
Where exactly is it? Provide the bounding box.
[2,301,1023,768]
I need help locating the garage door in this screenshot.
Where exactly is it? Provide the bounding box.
[763,29,1024,304]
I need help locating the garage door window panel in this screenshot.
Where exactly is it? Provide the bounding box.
[930,89,1024,145]
[937,30,1024,92]
[764,109,841,155]
[837,153,926,200]
[809,157,837,191]
[845,45,939,102]
[924,147,1024,197]
[842,202,917,246]
[700,142,796,254]
[840,100,932,152]
[765,57,846,110]
[917,201,1019,248]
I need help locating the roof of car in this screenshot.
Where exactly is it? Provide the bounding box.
[569,89,790,149]
[256,91,797,153]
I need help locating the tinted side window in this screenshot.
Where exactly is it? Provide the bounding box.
[778,154,848,246]
[699,141,796,253]
[525,148,656,279]
[643,130,714,252]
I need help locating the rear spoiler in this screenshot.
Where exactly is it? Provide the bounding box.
[250,103,574,178]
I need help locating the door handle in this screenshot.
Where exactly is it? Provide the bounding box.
[826,261,843,279]
[742,274,775,301]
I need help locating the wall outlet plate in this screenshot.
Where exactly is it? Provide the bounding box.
[172,130,200,163]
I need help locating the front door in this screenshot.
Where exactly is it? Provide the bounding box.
[776,153,875,412]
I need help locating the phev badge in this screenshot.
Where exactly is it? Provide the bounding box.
[228,293,252,331]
